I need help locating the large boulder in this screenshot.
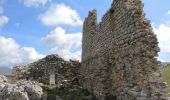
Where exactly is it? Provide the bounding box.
[0,81,43,100]
[2,84,29,100]
[18,81,43,100]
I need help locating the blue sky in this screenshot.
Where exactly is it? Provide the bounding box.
[0,0,170,68]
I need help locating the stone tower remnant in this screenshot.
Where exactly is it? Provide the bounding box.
[81,0,170,99]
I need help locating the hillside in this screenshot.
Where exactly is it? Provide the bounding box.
[162,64,170,91]
[0,67,12,75]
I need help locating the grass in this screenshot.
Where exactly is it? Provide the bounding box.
[41,84,96,100]
[40,84,58,90]
[162,64,170,91]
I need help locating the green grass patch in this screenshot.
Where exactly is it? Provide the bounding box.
[40,84,58,90]
[162,64,170,91]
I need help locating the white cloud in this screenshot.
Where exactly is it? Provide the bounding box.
[41,27,82,61]
[0,36,20,67]
[21,0,49,7]
[0,16,8,29]
[167,10,170,15]
[0,0,8,29]
[50,47,81,61]
[39,3,83,26]
[0,36,44,68]
[153,24,170,62]
[20,47,45,63]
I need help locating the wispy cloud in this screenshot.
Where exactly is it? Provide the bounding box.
[0,0,8,29]
[21,0,50,7]
[167,10,170,15]
[0,16,8,29]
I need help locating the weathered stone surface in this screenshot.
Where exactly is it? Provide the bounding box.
[0,81,43,100]
[0,83,5,91]
[18,81,43,100]
[13,64,30,80]
[81,0,170,99]
[0,75,8,83]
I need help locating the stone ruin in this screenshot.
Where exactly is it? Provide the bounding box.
[13,54,80,85]
[80,0,170,100]
[13,64,30,80]
[12,0,170,99]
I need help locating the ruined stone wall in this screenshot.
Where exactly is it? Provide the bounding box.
[13,64,30,80]
[13,55,80,85]
[81,0,169,99]
[29,55,80,85]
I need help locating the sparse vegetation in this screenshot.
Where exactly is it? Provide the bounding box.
[41,84,96,100]
[162,64,170,91]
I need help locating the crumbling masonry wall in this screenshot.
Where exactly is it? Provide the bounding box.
[13,55,80,85]
[28,55,80,85]
[81,0,169,99]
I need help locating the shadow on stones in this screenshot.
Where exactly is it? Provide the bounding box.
[42,85,97,100]
[105,95,117,100]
